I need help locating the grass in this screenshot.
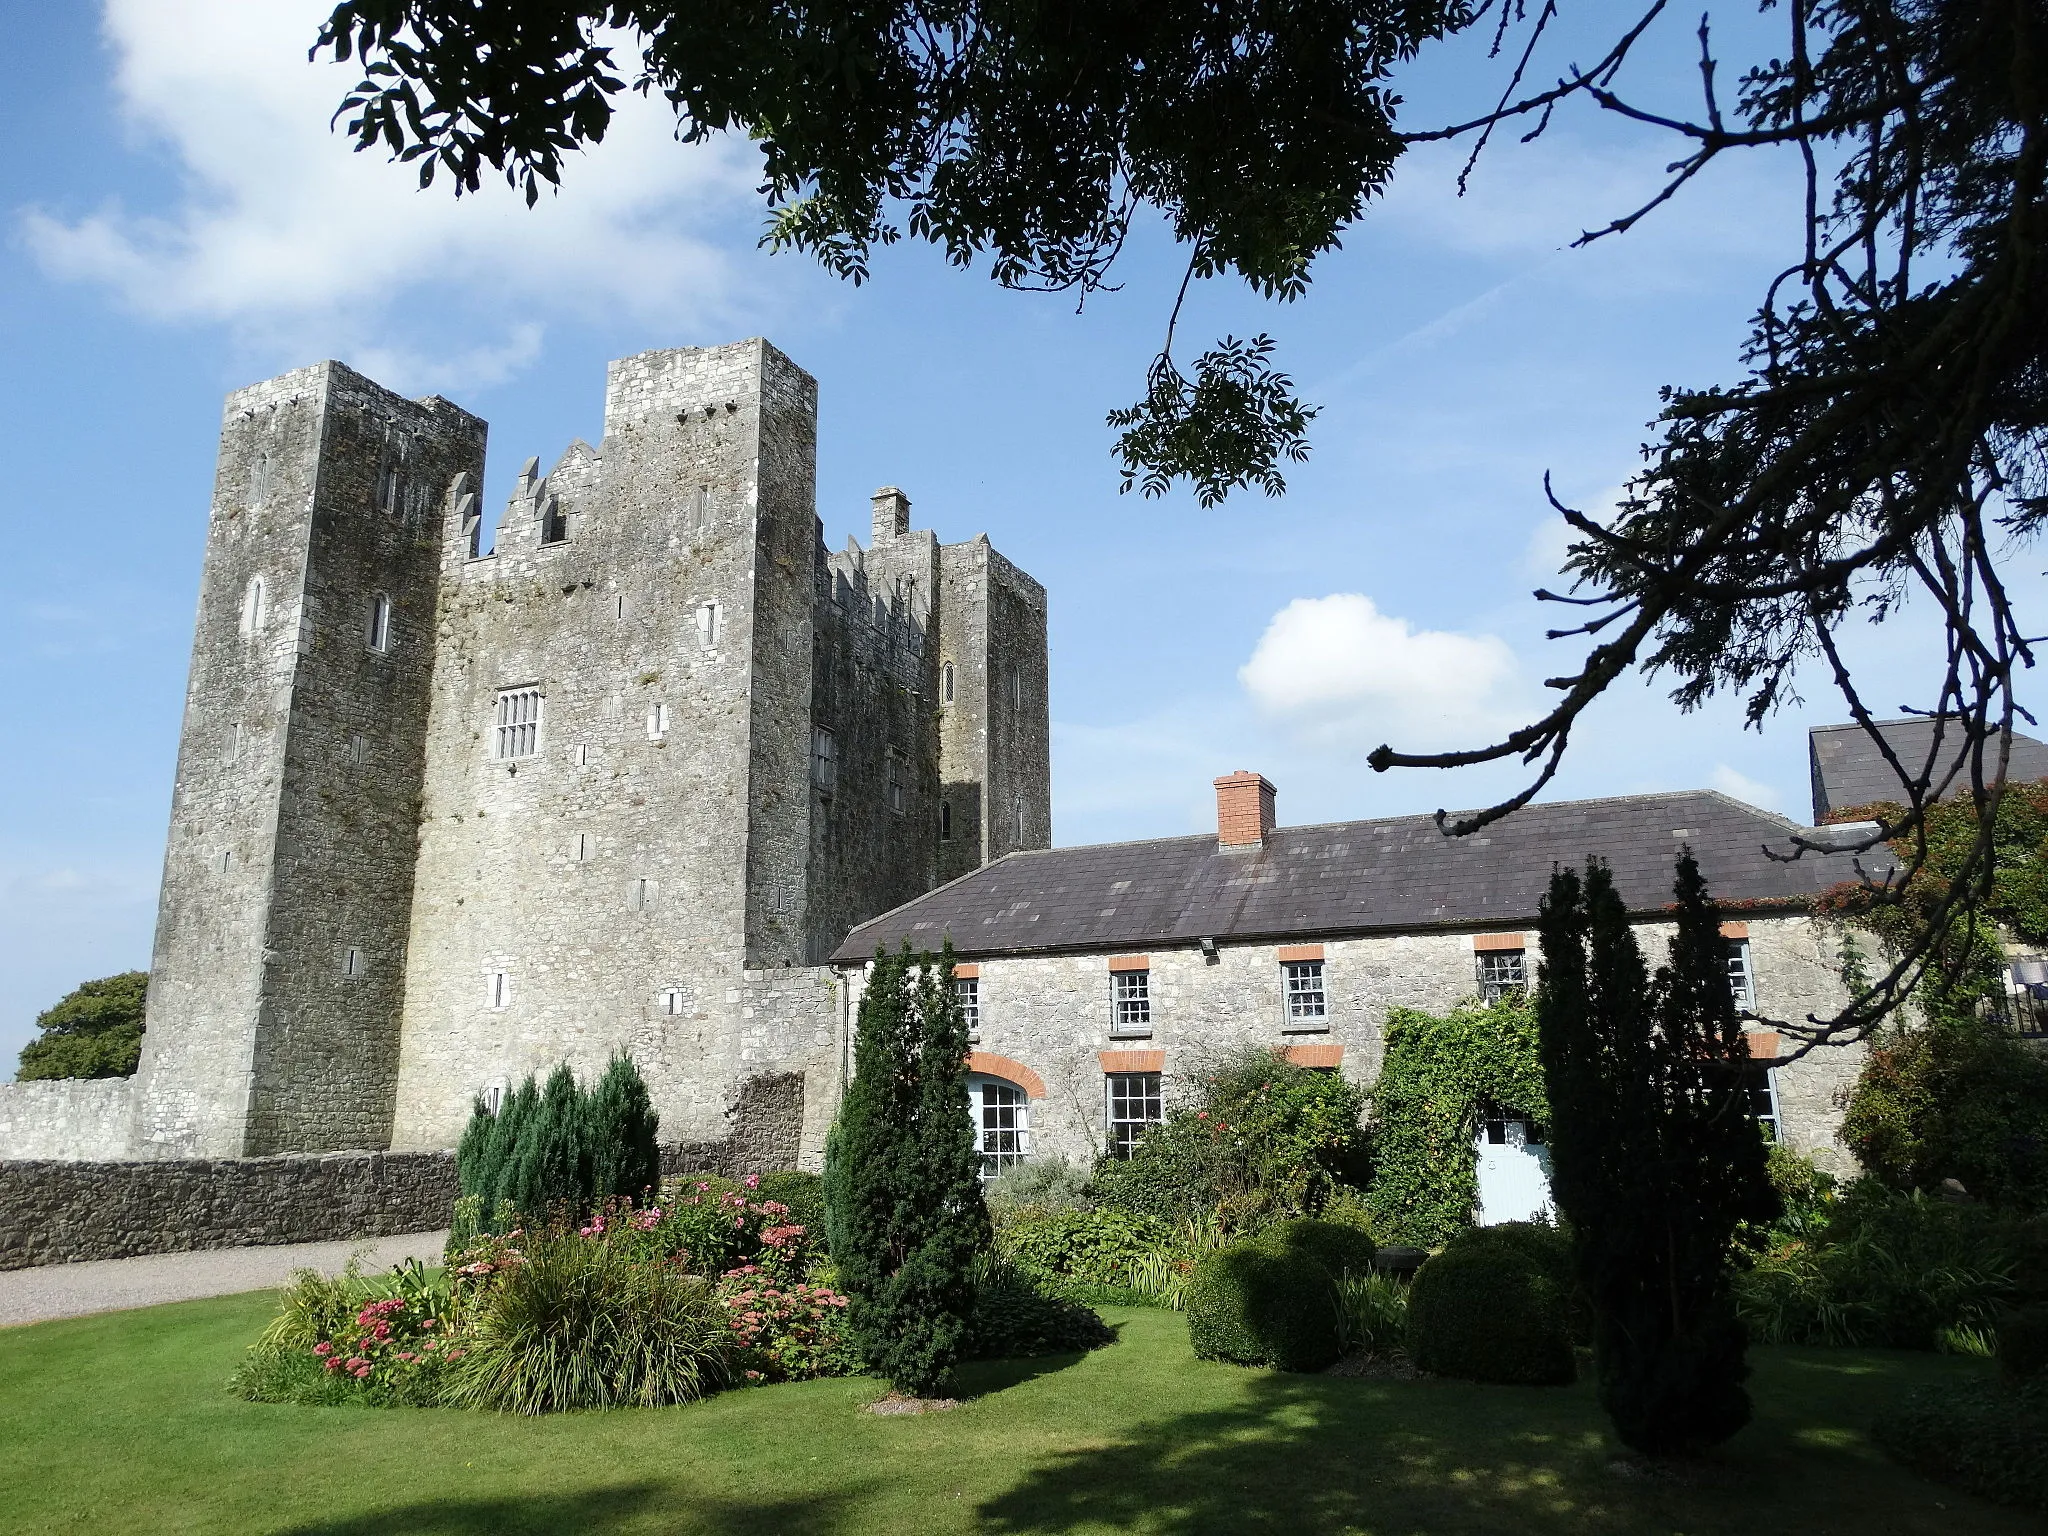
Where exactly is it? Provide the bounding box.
[0,1295,2035,1535]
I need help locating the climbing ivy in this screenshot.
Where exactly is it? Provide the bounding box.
[1366,996,1547,1247]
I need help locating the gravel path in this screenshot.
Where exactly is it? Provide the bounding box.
[0,1231,451,1328]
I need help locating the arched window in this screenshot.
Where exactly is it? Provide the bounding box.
[240,577,266,636]
[966,1074,1030,1181]
[942,661,955,704]
[366,593,392,653]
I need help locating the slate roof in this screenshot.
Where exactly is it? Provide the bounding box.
[833,790,1880,963]
[1808,719,2048,822]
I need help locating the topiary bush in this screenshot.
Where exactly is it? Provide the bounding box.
[1185,1219,1369,1372]
[1406,1243,1575,1385]
[1436,1221,1586,1342]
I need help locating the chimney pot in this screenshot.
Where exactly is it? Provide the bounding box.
[1214,771,1277,848]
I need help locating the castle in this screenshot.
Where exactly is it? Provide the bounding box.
[103,338,1047,1165]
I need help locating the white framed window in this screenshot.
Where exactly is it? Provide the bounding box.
[659,987,686,1016]
[942,661,955,704]
[647,701,669,739]
[967,1074,1030,1181]
[1477,949,1527,1003]
[366,592,392,653]
[1112,969,1152,1035]
[487,971,510,1010]
[886,753,906,814]
[341,946,364,978]
[572,743,589,767]
[494,687,542,760]
[955,975,980,1039]
[627,877,656,912]
[482,1084,505,1116]
[1106,1072,1164,1159]
[1742,1061,1780,1140]
[811,726,838,793]
[1727,938,1757,1012]
[696,601,721,648]
[240,576,267,636]
[1283,960,1328,1026]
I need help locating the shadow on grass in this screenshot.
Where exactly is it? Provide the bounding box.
[953,1345,1107,1399]
[974,1355,1991,1536]
[274,1482,862,1536]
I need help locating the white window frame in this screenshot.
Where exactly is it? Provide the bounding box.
[647,701,669,739]
[1477,948,1528,1004]
[1727,938,1757,1013]
[482,1084,505,1116]
[487,971,511,1010]
[1283,960,1328,1028]
[696,601,721,648]
[1111,969,1152,1036]
[811,726,838,793]
[240,576,267,636]
[366,592,392,653]
[955,975,980,1040]
[494,687,542,760]
[1744,1060,1781,1141]
[1105,1072,1164,1159]
[659,987,686,1017]
[967,1074,1030,1181]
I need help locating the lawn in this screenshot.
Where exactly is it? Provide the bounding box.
[0,1296,2029,1535]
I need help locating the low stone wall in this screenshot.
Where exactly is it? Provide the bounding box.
[0,1150,458,1271]
[0,1078,135,1161]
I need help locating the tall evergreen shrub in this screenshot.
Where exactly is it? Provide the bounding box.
[824,944,991,1396]
[586,1053,662,1202]
[1537,853,1779,1455]
[454,1057,661,1226]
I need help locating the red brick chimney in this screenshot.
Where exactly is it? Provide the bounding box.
[1215,771,1277,848]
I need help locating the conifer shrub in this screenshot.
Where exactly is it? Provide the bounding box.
[454,1055,660,1227]
[824,944,990,1396]
[1406,1243,1576,1385]
[1185,1219,1366,1372]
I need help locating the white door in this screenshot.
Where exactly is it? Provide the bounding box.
[1475,1117,1554,1226]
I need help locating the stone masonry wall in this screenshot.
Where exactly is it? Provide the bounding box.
[838,912,1864,1176]
[0,1080,135,1161]
[0,1150,457,1270]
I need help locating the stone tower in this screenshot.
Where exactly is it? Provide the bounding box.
[126,338,1048,1165]
[134,364,486,1158]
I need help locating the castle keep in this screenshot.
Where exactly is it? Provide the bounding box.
[119,338,1048,1164]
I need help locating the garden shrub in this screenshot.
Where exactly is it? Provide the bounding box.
[996,1206,1172,1287]
[1365,996,1547,1247]
[1333,1269,1409,1358]
[715,1268,859,1383]
[236,1258,470,1408]
[987,1157,1093,1213]
[455,1054,661,1226]
[1269,1217,1376,1281]
[447,1233,734,1413]
[2001,1305,2048,1384]
[1185,1220,1363,1372]
[1437,1221,1586,1341]
[1092,1048,1367,1231]
[966,1258,1116,1360]
[755,1170,827,1250]
[14,971,147,1081]
[1875,1379,2048,1516]
[1406,1243,1575,1385]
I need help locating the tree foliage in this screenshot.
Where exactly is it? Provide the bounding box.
[1538,853,1779,1455]
[823,944,989,1397]
[15,971,147,1082]
[1365,995,1546,1247]
[455,1055,661,1224]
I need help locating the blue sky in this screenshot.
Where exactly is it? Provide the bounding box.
[1,2,2018,1069]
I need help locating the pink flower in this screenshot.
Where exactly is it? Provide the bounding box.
[323,1358,343,1373]
[353,1365,372,1379]
[744,1175,760,1189]
[313,1342,334,1357]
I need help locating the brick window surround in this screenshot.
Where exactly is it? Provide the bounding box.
[1284,1043,1344,1069]
[1473,932,1526,952]
[1098,1050,1166,1073]
[965,1050,1044,1099]
[1276,943,1324,963]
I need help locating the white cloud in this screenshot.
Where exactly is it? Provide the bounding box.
[20,0,768,390]
[1239,593,1528,752]
[1709,764,1785,813]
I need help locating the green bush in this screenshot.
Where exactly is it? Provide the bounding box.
[455,1055,661,1226]
[1185,1220,1366,1372]
[2001,1305,2048,1384]
[1406,1244,1575,1385]
[987,1158,1092,1213]
[996,1206,1172,1287]
[15,971,147,1081]
[965,1258,1116,1360]
[1092,1049,1367,1231]
[1875,1379,2048,1515]
[1437,1221,1585,1342]
[1334,1269,1409,1358]
[446,1234,734,1413]
[755,1171,827,1249]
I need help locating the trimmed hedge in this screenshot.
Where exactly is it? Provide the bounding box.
[1407,1242,1575,1386]
[1185,1219,1374,1373]
[1438,1221,1586,1342]
[1876,1380,2048,1515]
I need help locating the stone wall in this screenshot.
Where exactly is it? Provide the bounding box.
[838,912,1865,1175]
[0,1150,457,1270]
[660,1070,809,1178]
[0,1079,134,1161]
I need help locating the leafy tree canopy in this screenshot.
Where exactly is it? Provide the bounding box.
[312,0,2048,1041]
[16,971,147,1082]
